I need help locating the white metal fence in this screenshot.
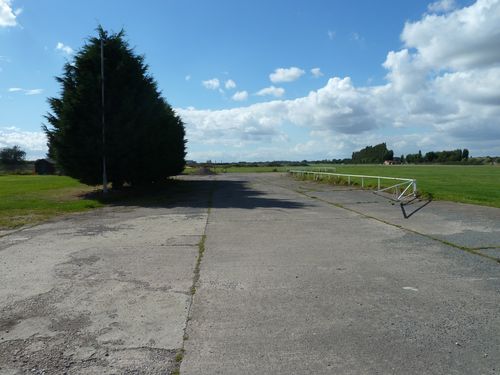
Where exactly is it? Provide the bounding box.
[288,170,417,202]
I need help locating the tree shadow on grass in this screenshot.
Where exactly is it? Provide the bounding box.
[82,176,307,211]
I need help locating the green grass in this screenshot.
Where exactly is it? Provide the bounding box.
[298,164,500,208]
[0,175,102,229]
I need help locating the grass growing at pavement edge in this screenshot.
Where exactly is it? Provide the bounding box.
[0,175,102,229]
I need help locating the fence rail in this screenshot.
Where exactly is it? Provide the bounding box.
[288,170,417,202]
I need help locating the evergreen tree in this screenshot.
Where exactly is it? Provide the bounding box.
[462,148,469,161]
[43,27,186,187]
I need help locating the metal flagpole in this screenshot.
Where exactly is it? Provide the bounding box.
[101,38,108,194]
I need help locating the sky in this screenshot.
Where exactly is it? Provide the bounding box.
[1,0,499,162]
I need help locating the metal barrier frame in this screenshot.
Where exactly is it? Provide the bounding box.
[289,170,417,202]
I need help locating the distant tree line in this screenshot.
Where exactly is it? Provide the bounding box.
[300,144,497,165]
[197,145,500,166]
[404,149,469,164]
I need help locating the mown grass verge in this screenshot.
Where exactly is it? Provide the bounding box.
[0,175,199,230]
[0,175,102,229]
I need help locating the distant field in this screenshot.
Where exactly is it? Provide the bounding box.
[0,175,102,229]
[190,164,500,208]
[330,165,500,208]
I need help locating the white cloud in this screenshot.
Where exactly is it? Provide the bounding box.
[428,0,457,13]
[311,68,323,78]
[256,86,285,98]
[176,104,287,146]
[328,30,336,40]
[269,67,305,83]
[0,126,47,158]
[8,87,44,95]
[225,79,236,89]
[185,75,191,81]
[202,78,220,90]
[25,89,43,95]
[0,0,18,27]
[402,0,500,70]
[232,91,248,101]
[55,42,74,56]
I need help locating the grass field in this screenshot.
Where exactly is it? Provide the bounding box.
[0,175,102,229]
[194,164,500,208]
[326,165,500,208]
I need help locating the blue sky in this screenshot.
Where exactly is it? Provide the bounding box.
[1,0,499,161]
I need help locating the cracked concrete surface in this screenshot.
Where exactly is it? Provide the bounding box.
[1,174,499,374]
[181,173,500,375]
[0,183,211,374]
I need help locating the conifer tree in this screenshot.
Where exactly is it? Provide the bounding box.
[44,27,186,187]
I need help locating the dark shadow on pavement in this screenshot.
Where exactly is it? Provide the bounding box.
[400,199,432,219]
[83,177,308,211]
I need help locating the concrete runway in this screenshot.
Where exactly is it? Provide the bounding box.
[1,173,499,374]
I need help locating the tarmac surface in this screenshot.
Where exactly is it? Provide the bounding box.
[1,173,499,374]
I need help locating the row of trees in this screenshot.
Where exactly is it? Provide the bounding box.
[43,27,186,188]
[347,144,473,164]
[404,149,469,164]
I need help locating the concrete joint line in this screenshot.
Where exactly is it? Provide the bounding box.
[176,181,215,374]
[263,176,500,265]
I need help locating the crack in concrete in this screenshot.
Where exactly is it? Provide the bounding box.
[175,180,215,374]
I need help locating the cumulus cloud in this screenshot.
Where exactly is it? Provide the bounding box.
[179,76,377,154]
[176,104,287,146]
[311,68,323,78]
[202,78,220,90]
[176,0,500,161]
[232,91,248,101]
[0,126,47,158]
[0,0,19,27]
[55,42,74,56]
[269,67,305,83]
[402,0,500,70]
[256,86,285,97]
[225,79,236,89]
